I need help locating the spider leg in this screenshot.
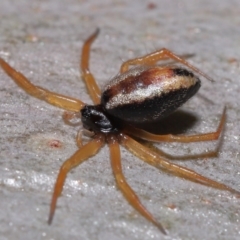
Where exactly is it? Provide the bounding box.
[80,29,101,104]
[120,48,214,82]
[125,107,226,143]
[108,136,166,234]
[120,133,240,196]
[48,135,104,224]
[144,141,219,161]
[0,58,84,112]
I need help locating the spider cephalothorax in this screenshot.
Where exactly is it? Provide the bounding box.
[81,104,120,133]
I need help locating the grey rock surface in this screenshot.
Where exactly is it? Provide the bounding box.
[0,0,240,239]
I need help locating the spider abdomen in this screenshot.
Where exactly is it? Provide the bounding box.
[101,66,201,124]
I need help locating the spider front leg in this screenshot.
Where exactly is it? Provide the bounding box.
[0,58,84,112]
[120,48,214,82]
[80,29,101,104]
[120,133,240,196]
[48,135,104,224]
[125,107,226,143]
[108,136,166,234]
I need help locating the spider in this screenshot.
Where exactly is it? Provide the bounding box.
[0,29,239,235]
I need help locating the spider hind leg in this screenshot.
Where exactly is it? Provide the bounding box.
[120,133,240,196]
[120,48,214,82]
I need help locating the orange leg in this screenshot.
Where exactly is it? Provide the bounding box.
[143,141,219,161]
[80,29,101,104]
[120,48,214,82]
[125,107,226,143]
[120,133,240,196]
[48,135,104,224]
[108,136,166,234]
[0,58,84,112]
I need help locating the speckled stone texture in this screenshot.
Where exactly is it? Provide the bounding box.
[0,1,240,240]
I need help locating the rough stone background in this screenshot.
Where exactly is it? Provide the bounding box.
[0,0,240,240]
